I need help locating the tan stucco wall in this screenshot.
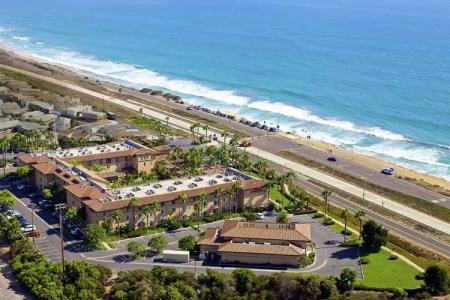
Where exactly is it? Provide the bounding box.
[220,252,300,266]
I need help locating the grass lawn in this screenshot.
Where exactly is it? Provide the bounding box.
[269,186,290,207]
[358,248,423,289]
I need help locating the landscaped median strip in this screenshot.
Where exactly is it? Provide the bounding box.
[247,146,450,235]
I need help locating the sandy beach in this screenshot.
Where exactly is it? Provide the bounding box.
[0,45,449,194]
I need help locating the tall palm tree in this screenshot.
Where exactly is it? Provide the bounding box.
[231,181,243,213]
[254,160,269,179]
[111,210,123,237]
[151,201,161,223]
[165,116,169,127]
[203,124,209,146]
[354,209,366,239]
[341,208,350,243]
[177,192,188,217]
[156,160,169,179]
[221,129,229,148]
[189,123,197,141]
[225,189,234,212]
[214,188,225,214]
[0,136,10,175]
[143,205,154,228]
[283,170,297,190]
[195,192,208,228]
[171,146,183,167]
[321,189,332,220]
[128,197,140,229]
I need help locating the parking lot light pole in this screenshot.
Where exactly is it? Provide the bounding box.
[55,203,67,273]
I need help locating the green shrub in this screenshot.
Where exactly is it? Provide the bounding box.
[341,229,352,236]
[323,218,335,225]
[389,254,399,260]
[360,257,370,265]
[340,240,362,247]
[312,212,324,219]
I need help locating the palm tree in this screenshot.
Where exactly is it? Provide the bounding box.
[214,188,225,214]
[156,160,169,179]
[171,146,183,167]
[221,129,229,148]
[177,192,188,217]
[165,116,169,127]
[321,189,332,221]
[143,205,155,228]
[341,208,350,243]
[225,189,234,212]
[354,209,366,239]
[195,192,208,228]
[155,120,164,138]
[128,197,140,229]
[0,136,10,175]
[111,210,123,237]
[231,181,243,213]
[254,160,269,179]
[203,124,209,146]
[151,201,161,223]
[283,170,297,190]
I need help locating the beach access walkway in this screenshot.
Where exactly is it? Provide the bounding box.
[1,64,449,236]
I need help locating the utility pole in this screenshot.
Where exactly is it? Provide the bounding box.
[55,203,67,274]
[29,203,36,245]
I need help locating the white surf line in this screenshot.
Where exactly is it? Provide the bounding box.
[247,146,450,235]
[1,64,448,235]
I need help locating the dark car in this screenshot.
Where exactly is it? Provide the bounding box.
[251,121,260,127]
[259,124,268,130]
[268,127,277,132]
[381,167,395,175]
[327,157,337,162]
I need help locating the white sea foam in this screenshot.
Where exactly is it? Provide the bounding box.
[247,101,407,141]
[11,35,30,41]
[353,142,444,166]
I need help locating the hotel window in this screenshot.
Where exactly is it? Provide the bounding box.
[160,209,164,214]
[106,158,112,163]
[172,208,176,214]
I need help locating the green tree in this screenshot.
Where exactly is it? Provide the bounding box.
[214,188,225,214]
[148,235,168,254]
[111,210,123,237]
[178,235,197,254]
[66,207,79,221]
[16,165,32,177]
[336,268,356,292]
[0,190,16,207]
[340,208,350,243]
[128,197,140,229]
[156,160,169,179]
[242,210,257,222]
[231,181,243,213]
[321,189,332,220]
[195,192,207,229]
[232,268,256,295]
[362,220,388,251]
[127,241,147,260]
[276,210,289,223]
[42,188,53,200]
[354,209,366,239]
[424,265,449,295]
[84,224,107,249]
[0,136,10,174]
[177,192,188,217]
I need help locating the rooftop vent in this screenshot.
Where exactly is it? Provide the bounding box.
[167,186,176,192]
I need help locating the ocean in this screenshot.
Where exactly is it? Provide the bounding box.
[0,0,449,180]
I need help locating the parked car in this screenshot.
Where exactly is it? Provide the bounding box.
[327,157,337,162]
[381,167,395,175]
[17,184,25,190]
[26,231,41,238]
[259,124,268,130]
[21,224,36,233]
[239,141,252,147]
[256,213,264,220]
[268,127,277,132]
[38,199,50,207]
[70,227,82,236]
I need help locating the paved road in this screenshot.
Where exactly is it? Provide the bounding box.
[82,215,360,277]
[251,136,450,207]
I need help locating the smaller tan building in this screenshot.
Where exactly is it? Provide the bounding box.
[198,220,313,266]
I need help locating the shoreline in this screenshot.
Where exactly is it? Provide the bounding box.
[0,45,449,193]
